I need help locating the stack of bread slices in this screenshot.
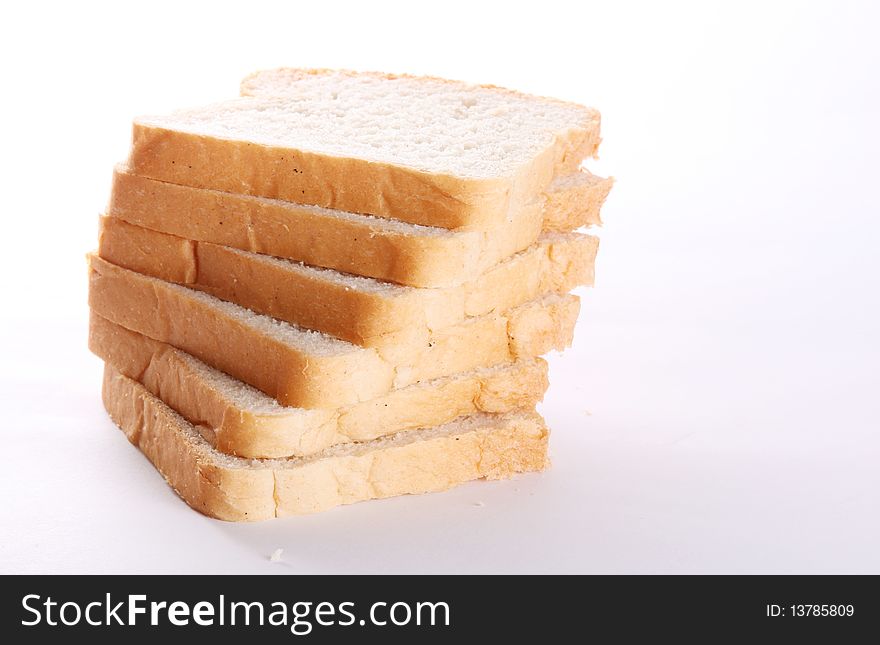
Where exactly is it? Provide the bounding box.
[88,69,611,521]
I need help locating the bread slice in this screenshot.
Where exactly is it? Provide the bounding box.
[129,69,601,230]
[91,313,549,459]
[543,171,614,231]
[88,255,579,409]
[108,166,611,287]
[103,364,549,520]
[99,216,597,347]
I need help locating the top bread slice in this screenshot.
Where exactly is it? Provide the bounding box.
[108,165,611,287]
[129,68,601,230]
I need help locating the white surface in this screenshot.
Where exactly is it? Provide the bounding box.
[1,0,878,574]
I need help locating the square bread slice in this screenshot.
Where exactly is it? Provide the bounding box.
[108,166,612,287]
[88,255,580,409]
[99,216,597,348]
[543,171,614,231]
[103,364,549,521]
[91,313,550,459]
[129,69,601,230]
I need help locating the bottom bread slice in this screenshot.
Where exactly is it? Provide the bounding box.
[102,365,550,521]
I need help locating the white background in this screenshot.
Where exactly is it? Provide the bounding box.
[1,0,878,574]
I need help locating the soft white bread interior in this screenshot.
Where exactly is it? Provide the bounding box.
[103,364,549,521]
[99,216,597,348]
[238,68,599,176]
[130,68,601,229]
[91,312,550,459]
